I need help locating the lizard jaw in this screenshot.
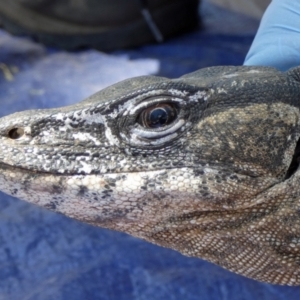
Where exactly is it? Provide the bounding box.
[0,161,280,232]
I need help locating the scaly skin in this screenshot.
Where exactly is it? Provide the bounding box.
[0,65,300,285]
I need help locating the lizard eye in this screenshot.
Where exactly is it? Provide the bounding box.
[138,103,177,128]
[120,96,190,147]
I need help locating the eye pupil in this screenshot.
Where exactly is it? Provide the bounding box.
[140,104,177,128]
[148,108,168,127]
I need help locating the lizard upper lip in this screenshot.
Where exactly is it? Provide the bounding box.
[0,159,269,180]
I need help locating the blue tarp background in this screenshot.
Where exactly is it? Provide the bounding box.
[0,2,300,299]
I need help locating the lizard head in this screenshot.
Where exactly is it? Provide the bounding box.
[1,65,300,284]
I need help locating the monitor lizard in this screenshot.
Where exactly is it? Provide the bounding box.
[0,65,300,285]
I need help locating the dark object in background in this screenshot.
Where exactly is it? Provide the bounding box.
[0,0,200,51]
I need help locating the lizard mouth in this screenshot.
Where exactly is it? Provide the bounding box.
[285,138,300,179]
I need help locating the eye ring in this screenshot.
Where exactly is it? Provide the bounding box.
[138,103,178,129]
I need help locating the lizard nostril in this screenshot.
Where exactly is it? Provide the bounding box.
[8,128,25,140]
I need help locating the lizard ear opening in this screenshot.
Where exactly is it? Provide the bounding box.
[286,66,300,82]
[285,138,300,179]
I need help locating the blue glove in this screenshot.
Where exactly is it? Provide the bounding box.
[244,0,300,71]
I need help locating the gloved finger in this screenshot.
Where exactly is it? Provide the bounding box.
[244,0,300,71]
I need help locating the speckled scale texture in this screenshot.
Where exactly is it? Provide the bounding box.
[0,65,300,285]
